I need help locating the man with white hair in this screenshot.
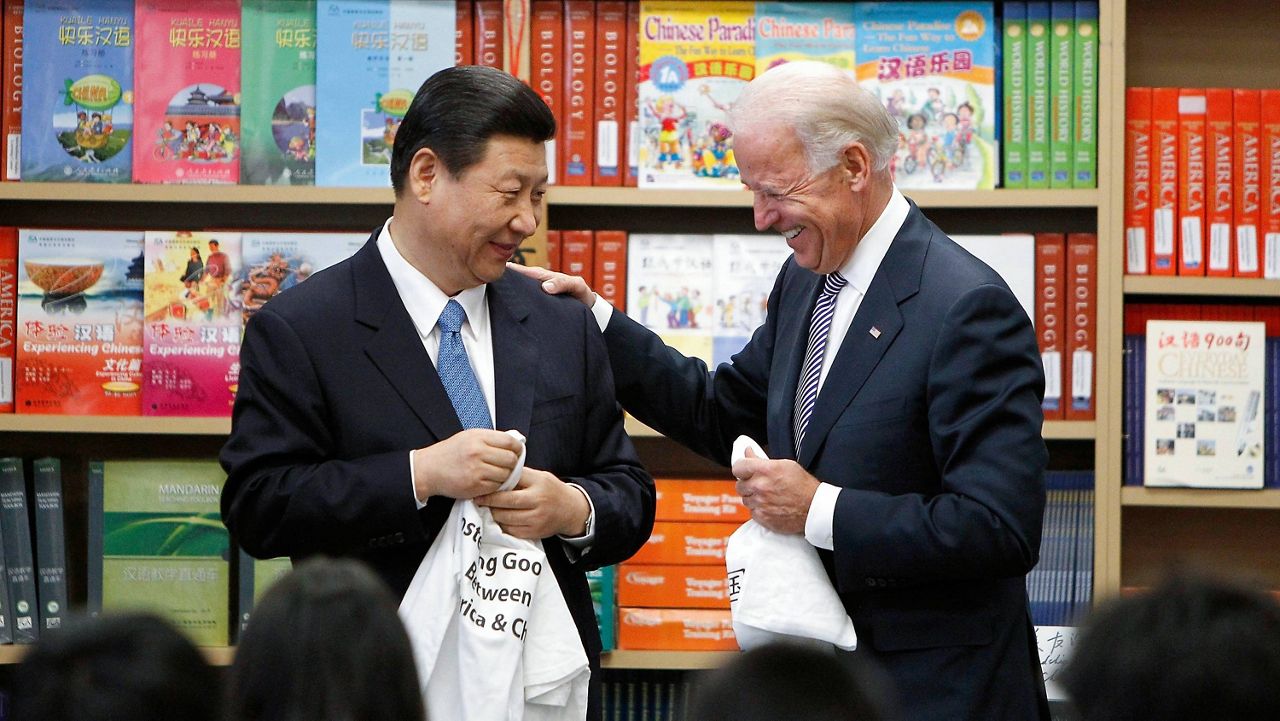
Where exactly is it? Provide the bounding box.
[521,61,1049,720]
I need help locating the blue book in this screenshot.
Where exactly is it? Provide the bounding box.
[315,0,454,187]
[20,0,134,182]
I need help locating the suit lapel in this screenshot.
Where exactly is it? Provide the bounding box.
[768,271,822,460]
[488,276,537,436]
[352,236,463,443]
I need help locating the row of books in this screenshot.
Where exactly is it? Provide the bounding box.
[0,1,1100,192]
[0,457,66,644]
[600,671,692,721]
[1034,233,1098,421]
[1027,470,1093,627]
[1123,87,1280,279]
[1122,303,1279,490]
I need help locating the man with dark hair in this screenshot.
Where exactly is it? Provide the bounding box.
[221,65,655,720]
[1061,573,1280,721]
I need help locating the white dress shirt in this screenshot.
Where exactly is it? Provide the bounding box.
[590,187,910,550]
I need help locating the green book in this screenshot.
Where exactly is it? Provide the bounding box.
[32,457,68,633]
[240,0,317,185]
[1026,2,1051,189]
[88,459,230,646]
[1049,1,1075,188]
[236,550,292,640]
[1003,2,1028,188]
[0,457,39,643]
[1072,1,1098,188]
[587,565,616,652]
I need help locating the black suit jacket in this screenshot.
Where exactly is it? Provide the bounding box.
[604,203,1050,721]
[221,231,655,719]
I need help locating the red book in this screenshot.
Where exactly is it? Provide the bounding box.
[1233,89,1263,278]
[2,0,22,182]
[1124,87,1153,275]
[473,0,503,68]
[1177,89,1206,275]
[545,229,561,272]
[1205,88,1234,277]
[560,229,594,286]
[0,227,15,412]
[1035,233,1066,420]
[1065,233,1097,421]
[502,0,530,80]
[592,1,626,186]
[1150,88,1180,275]
[561,0,595,186]
[456,0,474,65]
[1263,89,1280,280]
[594,229,627,312]
[531,1,562,184]
[622,0,640,187]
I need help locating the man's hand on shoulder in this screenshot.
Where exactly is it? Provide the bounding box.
[476,468,590,540]
[413,429,524,502]
[506,262,597,307]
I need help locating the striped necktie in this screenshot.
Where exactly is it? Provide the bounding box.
[793,272,848,452]
[436,299,493,430]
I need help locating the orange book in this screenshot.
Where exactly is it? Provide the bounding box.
[2,0,22,181]
[531,1,562,184]
[1263,89,1280,280]
[473,0,503,68]
[1177,89,1206,275]
[655,479,747,523]
[594,229,627,312]
[617,565,730,609]
[455,0,474,65]
[1034,233,1066,420]
[0,227,15,412]
[622,0,640,187]
[1150,88,1180,275]
[1124,87,1153,275]
[559,229,594,286]
[1064,233,1097,421]
[618,608,736,651]
[544,229,561,272]
[625,521,739,566]
[560,0,595,186]
[592,1,626,185]
[1205,88,1234,276]
[1233,89,1263,278]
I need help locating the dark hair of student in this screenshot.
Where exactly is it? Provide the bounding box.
[225,556,425,721]
[390,64,555,196]
[10,612,219,721]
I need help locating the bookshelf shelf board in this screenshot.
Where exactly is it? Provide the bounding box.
[0,645,28,664]
[0,415,231,435]
[202,647,236,666]
[547,186,1100,209]
[628,416,1094,440]
[600,650,736,670]
[1121,487,1280,509]
[0,182,395,205]
[1124,276,1280,298]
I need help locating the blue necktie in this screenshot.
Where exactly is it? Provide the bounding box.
[793,272,848,452]
[436,299,493,430]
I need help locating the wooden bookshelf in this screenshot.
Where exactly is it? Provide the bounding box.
[600,650,735,670]
[627,415,1097,441]
[548,186,1100,209]
[1121,487,1280,510]
[1124,276,1280,298]
[0,415,231,435]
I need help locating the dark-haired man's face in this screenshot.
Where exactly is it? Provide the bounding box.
[426,134,547,293]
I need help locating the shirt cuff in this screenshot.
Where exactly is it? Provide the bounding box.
[558,483,596,557]
[590,294,614,333]
[410,451,428,510]
[804,482,840,551]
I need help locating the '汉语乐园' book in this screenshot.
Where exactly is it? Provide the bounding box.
[240,0,316,185]
[21,0,135,183]
[754,1,856,77]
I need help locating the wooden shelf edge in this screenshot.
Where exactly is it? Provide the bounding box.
[1124,275,1280,297]
[0,644,29,664]
[601,649,735,670]
[549,186,1099,209]
[1121,486,1280,509]
[631,417,1094,440]
[0,415,231,435]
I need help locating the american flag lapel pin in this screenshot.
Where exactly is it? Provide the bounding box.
[869,326,882,339]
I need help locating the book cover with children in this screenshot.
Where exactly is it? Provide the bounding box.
[854,2,997,189]
[132,0,242,185]
[710,233,791,366]
[637,1,754,189]
[237,231,364,325]
[21,0,135,183]
[241,0,316,185]
[15,229,144,415]
[142,230,241,417]
[315,0,454,187]
[754,1,855,77]
[626,233,716,365]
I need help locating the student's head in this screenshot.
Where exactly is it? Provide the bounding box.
[10,612,218,721]
[1061,573,1280,721]
[689,642,899,721]
[389,65,555,294]
[226,556,425,721]
[208,239,220,251]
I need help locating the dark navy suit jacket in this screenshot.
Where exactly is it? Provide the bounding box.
[221,231,655,720]
[604,203,1050,720]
